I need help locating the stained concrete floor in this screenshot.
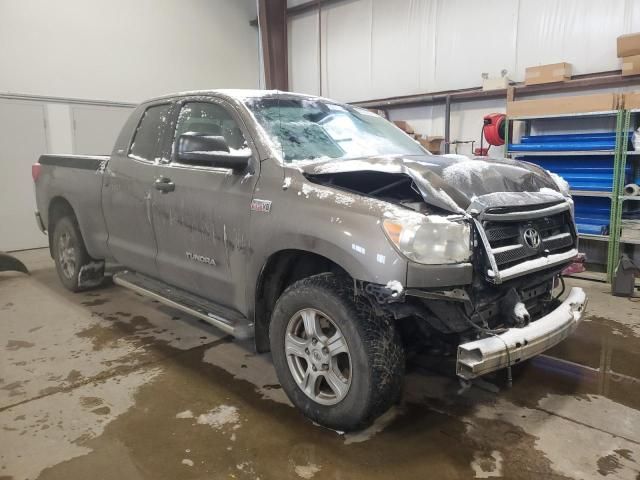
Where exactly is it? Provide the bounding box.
[1,249,639,480]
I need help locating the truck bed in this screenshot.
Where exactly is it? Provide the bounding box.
[39,154,109,170]
[34,154,111,260]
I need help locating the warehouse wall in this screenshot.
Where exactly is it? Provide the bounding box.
[288,0,639,101]
[0,0,260,251]
[287,0,640,156]
[0,0,260,102]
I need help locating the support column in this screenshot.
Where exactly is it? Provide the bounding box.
[258,0,288,90]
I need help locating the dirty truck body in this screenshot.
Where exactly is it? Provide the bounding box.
[33,90,587,431]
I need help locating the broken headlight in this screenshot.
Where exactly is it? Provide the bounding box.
[382,213,471,264]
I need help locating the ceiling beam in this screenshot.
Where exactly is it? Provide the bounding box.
[250,0,351,26]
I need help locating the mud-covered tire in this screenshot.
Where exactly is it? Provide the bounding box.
[270,273,405,431]
[52,216,103,292]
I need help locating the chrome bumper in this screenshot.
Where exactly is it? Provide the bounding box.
[456,287,587,379]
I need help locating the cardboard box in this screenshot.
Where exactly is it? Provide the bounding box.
[617,33,640,58]
[393,120,414,134]
[368,108,388,119]
[525,62,572,86]
[622,54,640,77]
[623,92,640,110]
[482,76,510,91]
[417,136,444,154]
[507,93,620,118]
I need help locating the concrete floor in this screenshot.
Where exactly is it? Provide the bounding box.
[1,249,639,480]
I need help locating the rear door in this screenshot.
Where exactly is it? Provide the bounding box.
[102,102,172,276]
[151,98,259,313]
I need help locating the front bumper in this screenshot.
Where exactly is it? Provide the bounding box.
[456,287,587,379]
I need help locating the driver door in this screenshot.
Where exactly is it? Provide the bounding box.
[151,98,259,313]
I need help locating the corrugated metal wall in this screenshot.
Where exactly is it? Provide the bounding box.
[288,0,639,101]
[287,0,640,158]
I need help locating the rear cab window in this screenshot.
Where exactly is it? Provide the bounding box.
[128,104,172,163]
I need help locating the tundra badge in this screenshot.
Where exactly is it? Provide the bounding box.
[186,252,216,266]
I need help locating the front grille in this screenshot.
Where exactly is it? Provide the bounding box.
[476,202,577,283]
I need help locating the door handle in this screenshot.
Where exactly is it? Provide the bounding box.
[154,177,175,193]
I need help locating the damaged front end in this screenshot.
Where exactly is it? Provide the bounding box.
[362,221,586,380]
[302,155,586,380]
[457,287,586,379]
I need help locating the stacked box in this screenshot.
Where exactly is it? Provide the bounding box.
[618,33,640,77]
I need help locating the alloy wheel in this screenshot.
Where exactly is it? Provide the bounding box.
[284,308,352,405]
[57,232,76,279]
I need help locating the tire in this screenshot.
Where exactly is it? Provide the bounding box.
[270,273,405,431]
[52,215,103,292]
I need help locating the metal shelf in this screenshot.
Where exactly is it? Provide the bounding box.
[505,108,635,282]
[566,270,640,287]
[620,238,640,245]
[509,150,615,156]
[579,233,609,242]
[570,190,611,198]
[508,110,619,121]
[566,270,608,283]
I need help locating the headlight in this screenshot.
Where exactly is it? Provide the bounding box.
[382,213,471,264]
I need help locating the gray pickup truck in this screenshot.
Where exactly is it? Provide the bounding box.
[33,89,587,431]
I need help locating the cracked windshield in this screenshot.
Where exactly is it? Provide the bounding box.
[244,97,426,162]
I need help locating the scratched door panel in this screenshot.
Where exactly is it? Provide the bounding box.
[102,103,171,277]
[151,99,259,313]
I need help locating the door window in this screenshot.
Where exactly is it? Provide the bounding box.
[174,102,248,154]
[129,104,171,162]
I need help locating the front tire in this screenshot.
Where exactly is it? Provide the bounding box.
[52,216,103,292]
[270,273,405,431]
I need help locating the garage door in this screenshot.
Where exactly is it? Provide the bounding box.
[0,100,49,251]
[71,105,133,155]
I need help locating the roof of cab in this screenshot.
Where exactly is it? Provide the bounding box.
[145,88,320,104]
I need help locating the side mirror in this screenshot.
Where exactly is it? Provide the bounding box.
[177,133,251,171]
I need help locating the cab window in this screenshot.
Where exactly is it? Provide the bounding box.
[174,102,247,153]
[129,104,172,162]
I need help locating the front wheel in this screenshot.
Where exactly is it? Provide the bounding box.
[270,273,405,431]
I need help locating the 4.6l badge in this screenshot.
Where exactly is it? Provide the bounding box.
[250,199,272,213]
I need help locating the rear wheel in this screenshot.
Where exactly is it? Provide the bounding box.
[270,273,405,431]
[52,216,103,292]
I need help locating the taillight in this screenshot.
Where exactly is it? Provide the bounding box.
[32,163,41,182]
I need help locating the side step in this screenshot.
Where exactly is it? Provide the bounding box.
[112,271,254,339]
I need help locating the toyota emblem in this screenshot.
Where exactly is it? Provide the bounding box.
[523,228,541,249]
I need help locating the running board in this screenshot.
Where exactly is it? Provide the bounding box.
[112,271,254,339]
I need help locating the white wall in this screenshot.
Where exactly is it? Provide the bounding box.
[289,0,640,101]
[0,0,260,103]
[288,0,640,156]
[0,0,260,250]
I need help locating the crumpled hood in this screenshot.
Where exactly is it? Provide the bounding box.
[299,154,562,213]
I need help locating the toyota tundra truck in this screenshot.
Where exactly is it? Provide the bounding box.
[32,89,587,431]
